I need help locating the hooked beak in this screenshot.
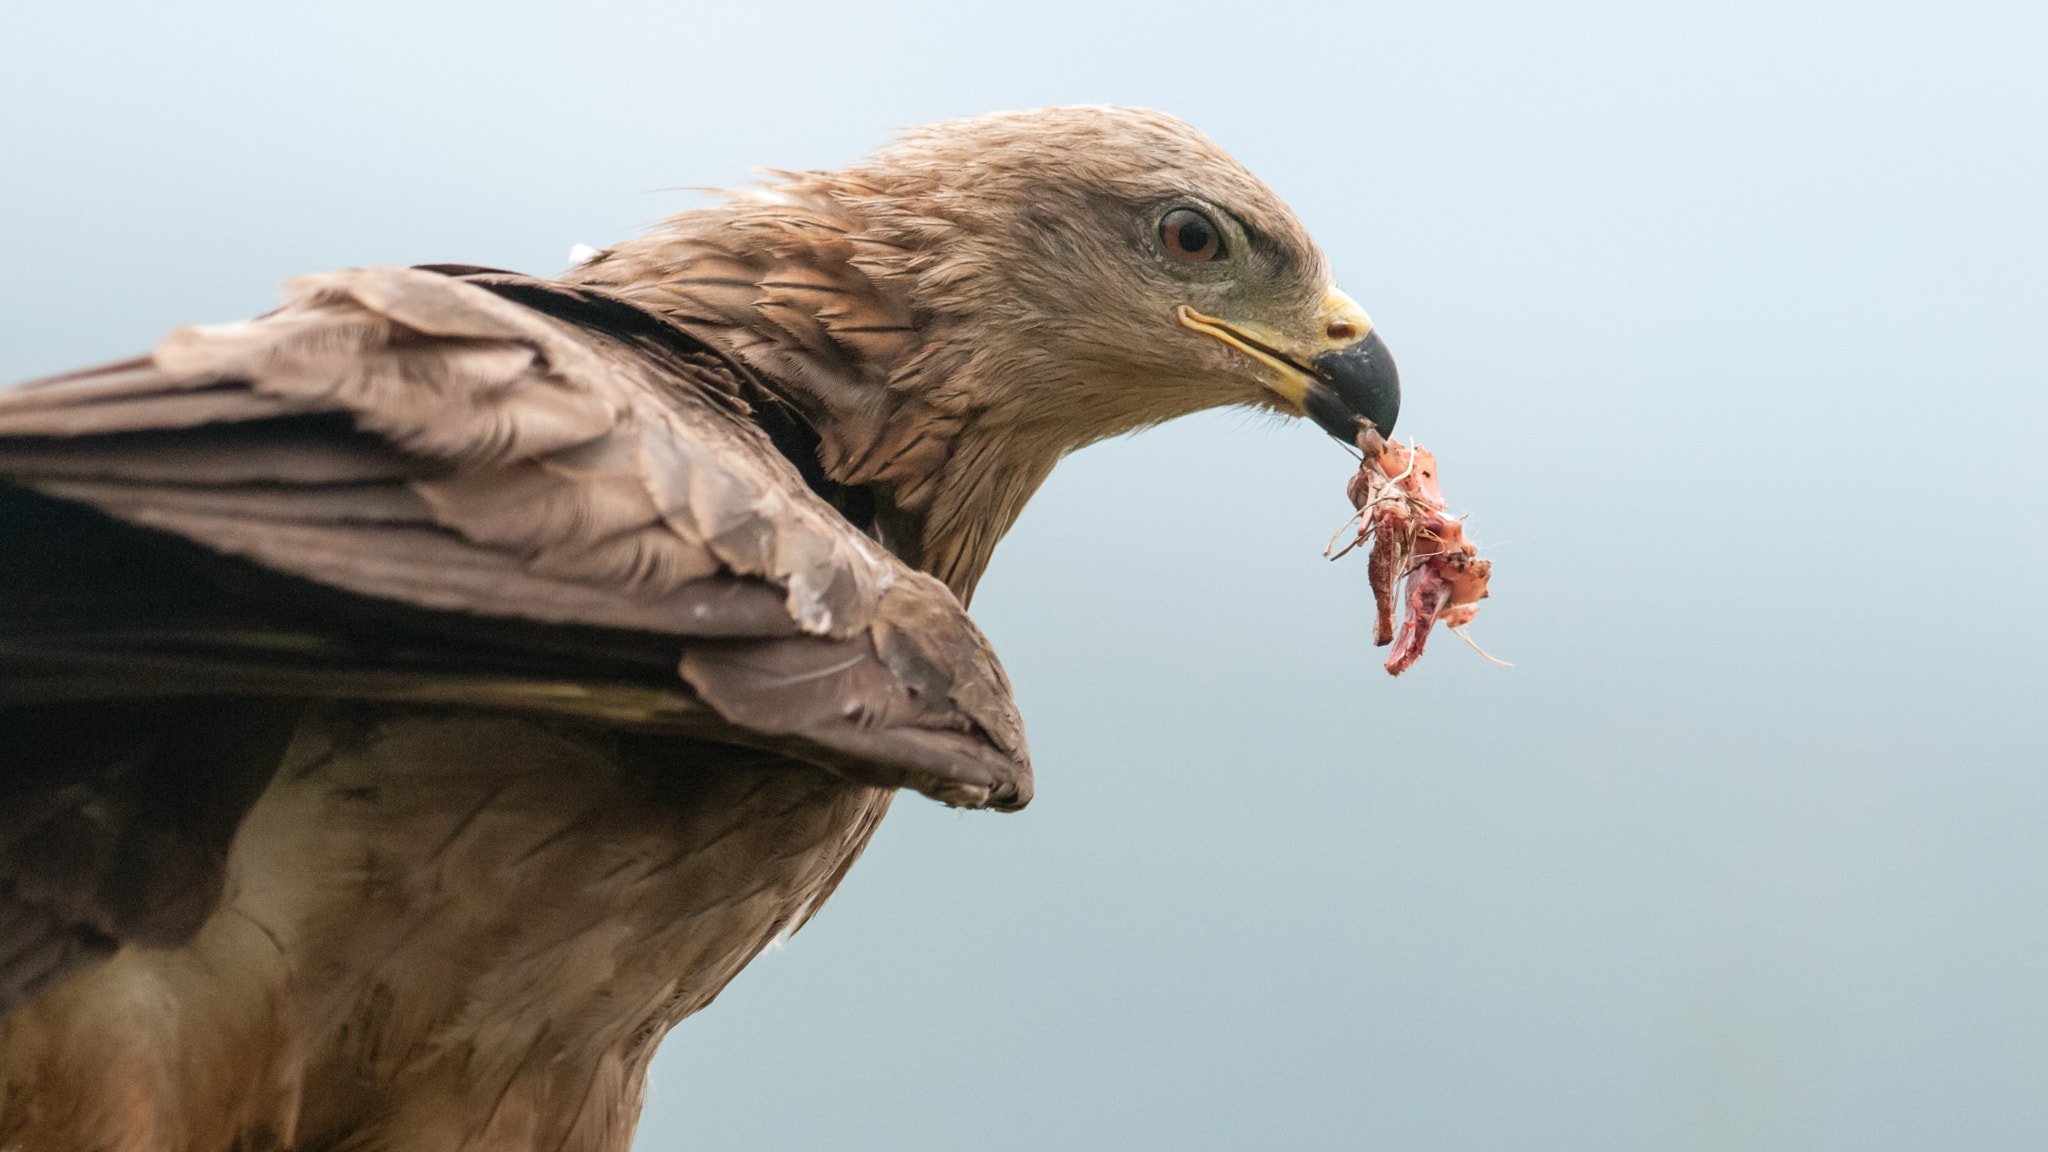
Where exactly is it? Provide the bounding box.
[1177,288,1401,443]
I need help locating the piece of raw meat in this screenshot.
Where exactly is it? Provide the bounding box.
[1329,430,1499,676]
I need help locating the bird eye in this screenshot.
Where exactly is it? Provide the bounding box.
[1160,208,1223,263]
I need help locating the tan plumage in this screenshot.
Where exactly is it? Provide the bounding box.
[0,106,1390,1150]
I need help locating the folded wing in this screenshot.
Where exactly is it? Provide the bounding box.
[0,266,1029,1014]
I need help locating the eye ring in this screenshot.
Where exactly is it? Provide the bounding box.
[1160,208,1224,263]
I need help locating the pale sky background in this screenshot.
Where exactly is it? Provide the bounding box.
[4,2,2044,1148]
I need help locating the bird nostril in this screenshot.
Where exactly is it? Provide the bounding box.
[1326,321,1357,342]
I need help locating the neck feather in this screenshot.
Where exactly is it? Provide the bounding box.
[569,192,1067,603]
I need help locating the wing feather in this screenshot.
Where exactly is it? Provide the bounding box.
[0,265,1028,806]
[1,266,1030,1018]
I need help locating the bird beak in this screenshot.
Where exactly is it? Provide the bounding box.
[1177,288,1400,442]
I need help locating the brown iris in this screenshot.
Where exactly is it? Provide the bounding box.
[1160,208,1223,263]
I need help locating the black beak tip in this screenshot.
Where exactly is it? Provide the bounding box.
[1306,330,1401,444]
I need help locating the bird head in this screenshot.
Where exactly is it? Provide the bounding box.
[828,107,1399,447]
[579,106,1397,599]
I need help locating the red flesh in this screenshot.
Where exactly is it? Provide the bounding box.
[1338,434,1494,676]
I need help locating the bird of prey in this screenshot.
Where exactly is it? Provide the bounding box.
[0,106,1400,1151]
